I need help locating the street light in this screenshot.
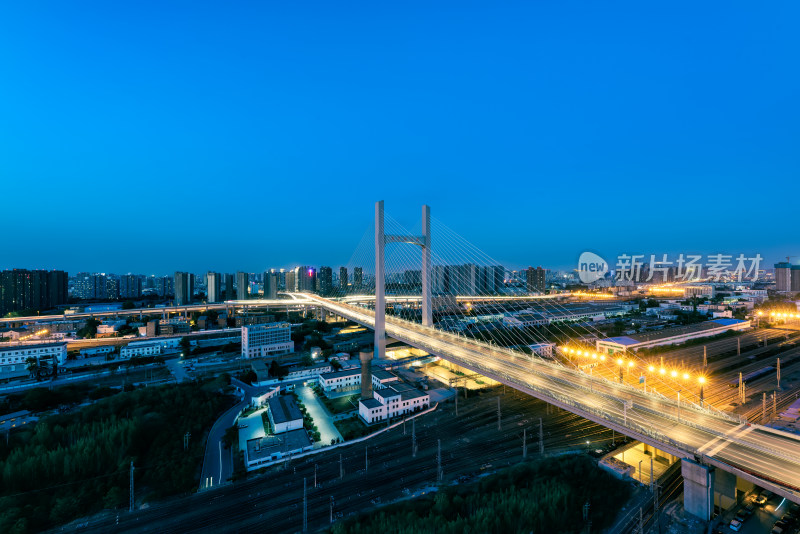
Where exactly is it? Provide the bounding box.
[617,358,624,383]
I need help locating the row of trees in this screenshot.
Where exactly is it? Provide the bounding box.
[0,378,234,533]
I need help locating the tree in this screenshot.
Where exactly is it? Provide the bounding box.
[77,318,100,339]
[122,301,135,310]
[269,360,288,379]
[25,357,39,378]
[330,358,343,371]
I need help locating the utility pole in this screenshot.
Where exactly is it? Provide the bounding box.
[523,429,527,459]
[650,457,654,490]
[183,431,190,451]
[639,460,642,484]
[329,496,334,524]
[638,507,643,534]
[365,446,368,474]
[773,392,777,418]
[763,392,767,423]
[539,417,544,455]
[497,397,501,431]
[703,346,707,368]
[737,338,741,356]
[412,417,417,458]
[437,439,442,483]
[778,358,781,389]
[303,478,307,532]
[314,464,318,488]
[339,453,343,480]
[653,481,660,534]
[129,461,135,512]
[455,387,458,416]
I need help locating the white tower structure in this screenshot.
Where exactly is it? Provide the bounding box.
[366,200,431,399]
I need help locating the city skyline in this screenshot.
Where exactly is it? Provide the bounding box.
[2,2,798,274]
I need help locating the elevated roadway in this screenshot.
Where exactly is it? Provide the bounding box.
[303,293,800,505]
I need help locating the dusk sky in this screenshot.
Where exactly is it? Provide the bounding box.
[2,2,798,275]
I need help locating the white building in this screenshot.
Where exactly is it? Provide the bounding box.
[242,323,294,358]
[371,369,399,390]
[359,382,430,424]
[596,319,751,355]
[319,366,361,394]
[0,342,68,379]
[79,345,114,357]
[120,340,162,358]
[267,395,304,434]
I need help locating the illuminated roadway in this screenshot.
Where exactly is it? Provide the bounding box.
[302,293,800,503]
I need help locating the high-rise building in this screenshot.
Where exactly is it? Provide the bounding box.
[236,271,249,300]
[793,266,800,292]
[297,266,316,292]
[0,269,69,316]
[154,275,173,297]
[174,272,194,305]
[106,276,119,300]
[340,267,348,290]
[264,271,278,299]
[119,275,142,299]
[353,267,363,290]
[285,270,297,293]
[207,272,221,302]
[223,273,235,300]
[319,266,333,295]
[775,262,793,292]
[526,266,546,294]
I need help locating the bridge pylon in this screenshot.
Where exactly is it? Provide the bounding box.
[369,200,431,399]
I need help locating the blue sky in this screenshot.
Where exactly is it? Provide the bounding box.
[1,1,798,275]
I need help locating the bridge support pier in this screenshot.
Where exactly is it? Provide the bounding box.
[682,459,714,521]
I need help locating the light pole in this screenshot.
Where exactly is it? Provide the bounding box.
[617,358,624,384]
[698,376,705,407]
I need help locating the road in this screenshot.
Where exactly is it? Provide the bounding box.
[295,385,343,446]
[303,294,800,503]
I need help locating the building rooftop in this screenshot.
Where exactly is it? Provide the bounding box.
[0,341,67,351]
[247,428,311,462]
[267,395,303,425]
[319,366,362,380]
[603,319,748,345]
[360,398,382,409]
[372,369,396,381]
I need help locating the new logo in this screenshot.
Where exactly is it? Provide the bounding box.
[577,252,608,284]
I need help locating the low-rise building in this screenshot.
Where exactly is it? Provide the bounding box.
[596,318,751,355]
[319,366,361,394]
[0,341,68,380]
[120,340,162,358]
[359,381,430,424]
[242,323,294,358]
[79,345,115,357]
[245,428,312,471]
[267,395,304,434]
[371,369,399,390]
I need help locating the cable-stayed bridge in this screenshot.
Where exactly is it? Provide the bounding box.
[305,200,800,518]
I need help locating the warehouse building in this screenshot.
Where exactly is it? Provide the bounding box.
[595,319,750,355]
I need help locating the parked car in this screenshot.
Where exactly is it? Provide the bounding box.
[729,519,743,532]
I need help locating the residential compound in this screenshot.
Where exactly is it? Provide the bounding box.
[241,323,294,358]
[0,269,68,316]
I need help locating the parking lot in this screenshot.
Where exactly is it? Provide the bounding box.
[718,490,800,534]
